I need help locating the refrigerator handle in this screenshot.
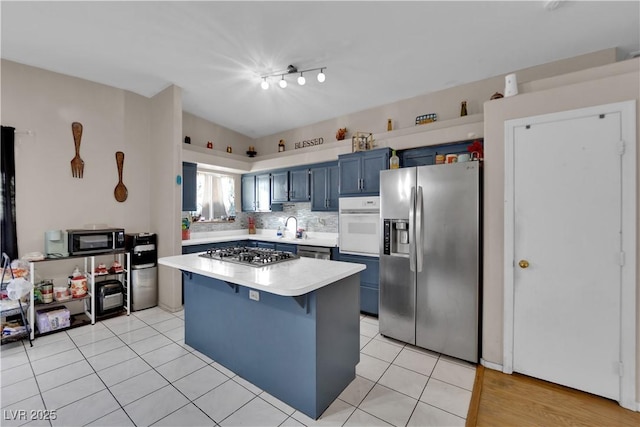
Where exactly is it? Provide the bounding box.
[416,186,424,272]
[409,186,416,272]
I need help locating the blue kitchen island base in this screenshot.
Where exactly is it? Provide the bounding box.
[183,271,360,420]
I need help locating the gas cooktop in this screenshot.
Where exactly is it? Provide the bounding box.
[199,246,298,267]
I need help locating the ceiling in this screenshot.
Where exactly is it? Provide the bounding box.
[2,1,639,139]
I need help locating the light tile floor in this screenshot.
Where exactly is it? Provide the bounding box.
[1,307,476,426]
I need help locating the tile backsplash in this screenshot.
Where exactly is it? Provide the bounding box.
[188,203,338,234]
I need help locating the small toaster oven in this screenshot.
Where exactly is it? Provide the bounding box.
[96,280,124,316]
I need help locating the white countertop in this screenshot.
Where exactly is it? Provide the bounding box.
[158,253,365,297]
[182,229,339,248]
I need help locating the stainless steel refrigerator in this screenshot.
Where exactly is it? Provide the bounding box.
[379,162,481,363]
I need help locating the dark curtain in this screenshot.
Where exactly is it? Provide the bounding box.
[1,126,18,259]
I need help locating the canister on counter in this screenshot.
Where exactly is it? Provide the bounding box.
[41,280,54,303]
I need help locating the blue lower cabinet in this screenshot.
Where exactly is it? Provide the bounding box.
[360,285,379,316]
[336,253,379,315]
[256,241,276,250]
[182,244,212,254]
[182,240,251,254]
[276,243,297,254]
[183,271,359,419]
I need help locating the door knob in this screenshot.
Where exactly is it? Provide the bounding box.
[518,260,529,269]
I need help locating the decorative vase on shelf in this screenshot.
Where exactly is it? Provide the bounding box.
[390,150,400,169]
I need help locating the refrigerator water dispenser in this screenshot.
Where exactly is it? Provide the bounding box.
[383,219,410,256]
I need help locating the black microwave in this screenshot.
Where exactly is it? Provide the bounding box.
[67,228,125,255]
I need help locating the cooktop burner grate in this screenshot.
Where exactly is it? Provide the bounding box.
[198,246,298,267]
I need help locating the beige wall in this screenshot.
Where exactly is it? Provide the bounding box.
[182,111,252,154]
[150,85,183,312]
[1,59,152,286]
[482,58,639,398]
[251,49,618,157]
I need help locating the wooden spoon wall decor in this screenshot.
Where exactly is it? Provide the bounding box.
[114,151,128,202]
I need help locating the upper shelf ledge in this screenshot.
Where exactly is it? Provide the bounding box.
[182,113,484,173]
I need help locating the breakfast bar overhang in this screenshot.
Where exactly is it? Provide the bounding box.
[158,253,365,420]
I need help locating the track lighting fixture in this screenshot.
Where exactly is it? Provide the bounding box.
[260,64,327,89]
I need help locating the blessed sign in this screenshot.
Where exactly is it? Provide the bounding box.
[295,137,324,149]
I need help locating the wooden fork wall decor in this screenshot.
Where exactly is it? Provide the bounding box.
[70,122,84,178]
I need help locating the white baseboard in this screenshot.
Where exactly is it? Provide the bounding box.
[480,359,503,372]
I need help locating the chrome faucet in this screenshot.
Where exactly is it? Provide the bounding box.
[285,216,298,238]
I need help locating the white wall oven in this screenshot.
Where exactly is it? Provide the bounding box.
[338,196,380,257]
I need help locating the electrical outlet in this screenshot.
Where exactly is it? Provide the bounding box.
[249,290,259,301]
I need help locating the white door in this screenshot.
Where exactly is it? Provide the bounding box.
[508,108,631,402]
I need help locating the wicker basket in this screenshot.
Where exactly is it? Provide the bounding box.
[351,132,375,152]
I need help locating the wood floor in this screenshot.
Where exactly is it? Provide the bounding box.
[466,366,640,427]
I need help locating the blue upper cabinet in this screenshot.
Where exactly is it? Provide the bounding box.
[311,162,339,211]
[255,173,271,212]
[338,156,361,195]
[271,170,289,203]
[401,147,435,167]
[241,174,256,212]
[338,148,391,196]
[400,139,482,167]
[289,168,310,202]
[242,173,272,212]
[271,168,310,203]
[182,162,197,211]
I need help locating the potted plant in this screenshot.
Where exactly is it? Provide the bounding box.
[181,218,190,240]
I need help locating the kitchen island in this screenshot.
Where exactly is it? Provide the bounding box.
[158,252,364,419]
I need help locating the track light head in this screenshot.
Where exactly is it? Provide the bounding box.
[260,65,326,90]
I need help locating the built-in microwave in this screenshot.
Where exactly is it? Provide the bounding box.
[67,228,125,255]
[338,196,380,257]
